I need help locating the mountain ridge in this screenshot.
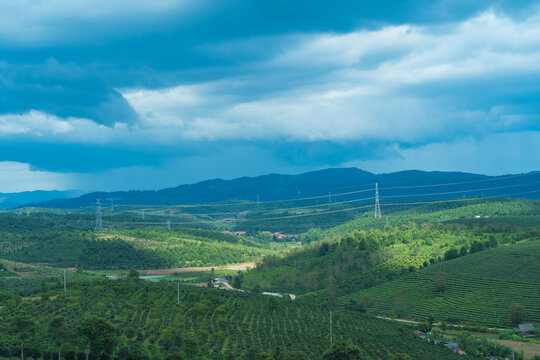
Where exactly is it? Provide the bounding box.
[29,168,540,208]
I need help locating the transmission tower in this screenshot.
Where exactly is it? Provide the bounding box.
[374,183,382,219]
[95,199,103,232]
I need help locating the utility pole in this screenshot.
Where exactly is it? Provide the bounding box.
[167,220,171,230]
[63,269,66,293]
[95,199,103,232]
[329,309,333,344]
[328,191,332,203]
[374,183,382,219]
[142,209,145,220]
[177,282,180,305]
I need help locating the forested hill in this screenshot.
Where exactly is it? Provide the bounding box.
[33,168,540,208]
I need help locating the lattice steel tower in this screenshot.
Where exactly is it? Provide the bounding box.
[95,199,103,232]
[374,183,382,218]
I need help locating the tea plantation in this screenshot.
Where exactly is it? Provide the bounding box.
[337,240,540,327]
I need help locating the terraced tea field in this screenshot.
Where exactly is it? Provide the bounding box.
[337,240,540,327]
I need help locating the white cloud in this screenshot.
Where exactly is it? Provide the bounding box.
[117,9,540,142]
[0,162,71,192]
[0,110,121,143]
[3,9,540,146]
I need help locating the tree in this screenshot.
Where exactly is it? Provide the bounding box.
[322,341,363,360]
[391,354,412,360]
[284,351,309,360]
[181,332,199,359]
[362,296,372,313]
[127,268,139,280]
[433,272,447,292]
[301,228,324,244]
[444,248,459,260]
[255,352,275,360]
[326,276,337,306]
[394,295,407,317]
[10,315,36,360]
[41,279,50,300]
[509,304,527,325]
[48,316,70,360]
[79,315,116,360]
[319,243,330,256]
[233,273,243,289]
[116,338,150,360]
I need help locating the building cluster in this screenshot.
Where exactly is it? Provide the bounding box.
[413,331,466,356]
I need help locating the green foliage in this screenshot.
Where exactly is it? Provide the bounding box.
[509,303,527,325]
[79,315,116,360]
[337,241,540,327]
[0,278,470,360]
[301,228,324,244]
[444,248,459,261]
[0,226,275,270]
[127,268,140,280]
[322,341,363,360]
[242,220,534,296]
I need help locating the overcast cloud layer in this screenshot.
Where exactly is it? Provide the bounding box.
[1,1,539,192]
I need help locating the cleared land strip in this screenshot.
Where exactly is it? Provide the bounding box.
[491,339,540,358]
[140,262,257,275]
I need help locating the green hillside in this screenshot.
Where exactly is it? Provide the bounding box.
[0,277,474,360]
[241,220,538,296]
[337,240,540,327]
[0,227,277,270]
[325,199,540,237]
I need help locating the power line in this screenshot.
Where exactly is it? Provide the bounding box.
[380,180,540,199]
[92,175,540,228]
[103,171,539,210]
[102,187,540,227]
[229,189,540,222]
[118,195,376,216]
[380,172,538,191]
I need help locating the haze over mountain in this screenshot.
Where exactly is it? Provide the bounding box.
[33,168,540,208]
[0,190,84,210]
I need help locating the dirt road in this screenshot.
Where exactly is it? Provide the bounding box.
[143,262,257,275]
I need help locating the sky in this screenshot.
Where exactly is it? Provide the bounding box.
[1,0,540,192]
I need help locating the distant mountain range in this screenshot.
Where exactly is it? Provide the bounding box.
[0,190,85,210]
[27,168,540,209]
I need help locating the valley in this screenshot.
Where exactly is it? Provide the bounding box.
[1,170,539,359]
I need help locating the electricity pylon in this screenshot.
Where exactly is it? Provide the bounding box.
[374,183,382,219]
